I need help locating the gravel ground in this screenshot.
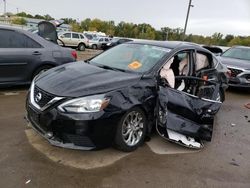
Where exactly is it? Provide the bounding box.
[77,49,103,61]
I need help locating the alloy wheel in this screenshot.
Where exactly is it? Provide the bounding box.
[122,111,144,147]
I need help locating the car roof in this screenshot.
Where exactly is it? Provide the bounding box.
[0,25,60,48]
[129,40,203,50]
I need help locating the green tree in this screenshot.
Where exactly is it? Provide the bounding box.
[44,14,54,21]
[71,22,82,32]
[34,14,45,19]
[11,17,27,25]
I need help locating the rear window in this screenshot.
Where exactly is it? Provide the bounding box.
[0,29,41,48]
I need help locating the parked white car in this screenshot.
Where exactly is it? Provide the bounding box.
[58,32,89,51]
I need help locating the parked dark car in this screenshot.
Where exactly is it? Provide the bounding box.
[218,46,250,88]
[0,26,77,86]
[26,41,228,152]
[102,37,133,50]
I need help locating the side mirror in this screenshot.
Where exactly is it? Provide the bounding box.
[60,35,64,38]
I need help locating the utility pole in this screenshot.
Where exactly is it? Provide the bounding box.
[183,0,194,41]
[3,0,6,17]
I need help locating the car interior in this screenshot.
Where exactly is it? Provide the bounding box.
[160,51,219,101]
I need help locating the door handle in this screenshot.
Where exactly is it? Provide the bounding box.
[32,51,41,55]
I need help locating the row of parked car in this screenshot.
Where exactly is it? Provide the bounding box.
[57,31,133,51]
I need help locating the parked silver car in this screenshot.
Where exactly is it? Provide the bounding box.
[58,32,89,51]
[88,37,111,49]
[219,46,250,88]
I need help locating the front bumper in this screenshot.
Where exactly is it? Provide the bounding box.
[26,103,121,150]
[227,67,250,88]
[228,77,250,88]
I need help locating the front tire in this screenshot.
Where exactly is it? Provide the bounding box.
[114,107,147,152]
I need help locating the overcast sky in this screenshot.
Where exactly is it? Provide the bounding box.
[1,0,250,36]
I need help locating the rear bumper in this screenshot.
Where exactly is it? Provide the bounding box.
[26,104,121,150]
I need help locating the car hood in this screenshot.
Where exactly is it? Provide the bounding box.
[218,56,250,70]
[35,62,141,97]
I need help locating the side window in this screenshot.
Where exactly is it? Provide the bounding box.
[105,38,109,42]
[63,33,71,38]
[24,35,42,48]
[99,38,103,42]
[0,29,40,48]
[72,33,79,39]
[172,51,190,76]
[80,34,84,39]
[160,51,191,89]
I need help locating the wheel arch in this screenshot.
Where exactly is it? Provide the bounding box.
[31,63,55,80]
[78,42,86,47]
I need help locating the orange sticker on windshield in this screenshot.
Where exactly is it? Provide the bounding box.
[128,61,142,70]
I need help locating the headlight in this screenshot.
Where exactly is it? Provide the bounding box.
[58,94,110,113]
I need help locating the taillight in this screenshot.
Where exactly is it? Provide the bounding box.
[71,51,77,60]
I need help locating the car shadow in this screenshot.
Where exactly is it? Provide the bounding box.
[0,85,30,93]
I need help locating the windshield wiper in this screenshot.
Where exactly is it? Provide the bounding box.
[102,65,126,72]
[97,64,126,72]
[89,62,126,72]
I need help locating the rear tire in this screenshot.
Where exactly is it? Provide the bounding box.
[114,107,147,152]
[78,43,85,51]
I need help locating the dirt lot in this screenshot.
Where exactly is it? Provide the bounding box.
[0,50,249,188]
[77,49,102,61]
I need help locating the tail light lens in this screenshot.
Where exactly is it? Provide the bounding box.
[71,50,77,60]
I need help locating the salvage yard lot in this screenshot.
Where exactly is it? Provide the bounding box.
[0,50,250,187]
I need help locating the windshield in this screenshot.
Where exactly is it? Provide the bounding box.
[89,43,170,73]
[222,47,250,61]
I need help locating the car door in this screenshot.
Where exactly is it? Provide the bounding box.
[60,33,71,46]
[0,29,43,83]
[156,49,222,148]
[71,33,80,47]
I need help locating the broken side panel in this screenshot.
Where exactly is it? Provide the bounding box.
[157,86,221,147]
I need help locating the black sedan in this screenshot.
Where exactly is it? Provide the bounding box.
[0,26,77,87]
[218,46,250,88]
[26,41,228,152]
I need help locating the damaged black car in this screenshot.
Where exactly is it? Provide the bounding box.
[26,41,228,152]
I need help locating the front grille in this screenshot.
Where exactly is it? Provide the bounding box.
[34,86,55,108]
[228,68,243,77]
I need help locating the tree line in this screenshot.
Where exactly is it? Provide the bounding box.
[9,12,250,46]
